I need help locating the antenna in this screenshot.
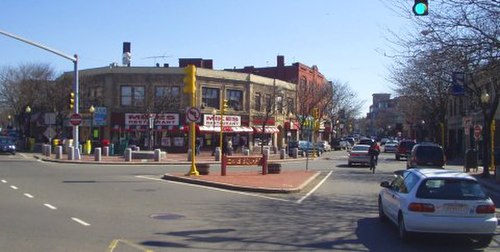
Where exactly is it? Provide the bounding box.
[142,53,172,66]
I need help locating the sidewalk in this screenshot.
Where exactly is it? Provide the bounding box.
[446,158,500,194]
[34,151,319,194]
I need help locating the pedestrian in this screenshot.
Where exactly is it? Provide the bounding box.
[195,139,201,156]
[227,138,233,155]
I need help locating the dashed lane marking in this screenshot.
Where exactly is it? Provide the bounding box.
[10,185,18,190]
[44,203,57,210]
[24,193,34,198]
[71,217,90,226]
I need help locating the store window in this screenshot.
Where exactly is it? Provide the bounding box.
[121,86,145,107]
[202,87,220,108]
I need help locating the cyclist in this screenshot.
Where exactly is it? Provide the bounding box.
[368,142,379,173]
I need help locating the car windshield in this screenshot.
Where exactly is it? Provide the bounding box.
[0,138,13,144]
[416,178,488,200]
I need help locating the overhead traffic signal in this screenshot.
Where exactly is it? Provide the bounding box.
[221,99,229,113]
[313,108,320,119]
[69,91,75,110]
[413,0,428,16]
[183,65,196,94]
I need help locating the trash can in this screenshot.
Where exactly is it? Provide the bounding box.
[465,149,478,172]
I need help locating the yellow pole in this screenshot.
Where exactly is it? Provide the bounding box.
[187,91,199,176]
[490,120,495,171]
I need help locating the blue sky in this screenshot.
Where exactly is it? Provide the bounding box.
[0,0,415,116]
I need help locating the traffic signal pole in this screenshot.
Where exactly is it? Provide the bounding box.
[183,65,198,176]
[0,29,80,159]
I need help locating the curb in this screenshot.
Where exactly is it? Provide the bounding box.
[162,171,321,194]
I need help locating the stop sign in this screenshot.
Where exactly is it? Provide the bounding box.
[473,125,482,139]
[70,113,82,126]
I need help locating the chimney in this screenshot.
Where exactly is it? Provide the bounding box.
[122,42,131,67]
[277,55,285,67]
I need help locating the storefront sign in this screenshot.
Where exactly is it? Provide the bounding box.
[203,114,241,127]
[125,113,179,126]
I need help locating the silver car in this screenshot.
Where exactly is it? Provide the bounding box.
[379,169,497,247]
[347,144,371,166]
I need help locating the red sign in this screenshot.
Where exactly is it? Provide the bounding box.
[70,113,82,126]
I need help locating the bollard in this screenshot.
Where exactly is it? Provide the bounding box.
[124,148,132,162]
[154,149,161,162]
[263,148,270,158]
[292,147,298,159]
[279,148,286,160]
[56,146,63,159]
[103,146,109,156]
[94,147,102,161]
[46,144,52,157]
[74,147,81,160]
[243,148,250,156]
[68,146,75,160]
[214,147,221,161]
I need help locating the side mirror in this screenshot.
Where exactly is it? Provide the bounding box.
[380,181,390,188]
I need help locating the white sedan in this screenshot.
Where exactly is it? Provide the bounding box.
[378,169,497,247]
[347,144,371,166]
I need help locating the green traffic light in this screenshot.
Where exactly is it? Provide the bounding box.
[413,3,427,15]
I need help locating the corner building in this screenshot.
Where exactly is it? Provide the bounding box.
[77,64,297,154]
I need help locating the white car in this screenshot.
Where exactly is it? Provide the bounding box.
[378,169,497,247]
[347,144,371,166]
[384,140,398,153]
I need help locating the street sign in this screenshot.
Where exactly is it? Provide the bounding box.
[474,124,482,139]
[70,113,82,126]
[186,107,201,123]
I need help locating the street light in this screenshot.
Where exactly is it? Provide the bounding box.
[25,106,31,137]
[89,105,95,141]
[481,92,492,177]
[7,114,12,128]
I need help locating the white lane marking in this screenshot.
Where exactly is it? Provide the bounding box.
[10,185,18,190]
[136,175,294,203]
[71,217,90,226]
[24,193,34,198]
[44,203,57,210]
[297,171,332,204]
[1,180,7,183]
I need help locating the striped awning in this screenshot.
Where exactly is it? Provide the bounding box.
[199,126,253,133]
[253,126,280,134]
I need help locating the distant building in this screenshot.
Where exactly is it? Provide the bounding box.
[366,93,404,138]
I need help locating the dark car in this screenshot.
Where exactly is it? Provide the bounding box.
[406,142,446,168]
[288,140,323,157]
[0,136,16,155]
[395,140,416,160]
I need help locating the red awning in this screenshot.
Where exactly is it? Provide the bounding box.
[253,126,280,134]
[198,126,253,133]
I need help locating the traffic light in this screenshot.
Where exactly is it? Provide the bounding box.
[183,65,196,94]
[313,108,320,119]
[69,91,75,110]
[413,0,428,16]
[221,99,229,113]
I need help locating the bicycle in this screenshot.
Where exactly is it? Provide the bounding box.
[369,155,376,173]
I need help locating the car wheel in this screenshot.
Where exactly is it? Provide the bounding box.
[474,235,493,248]
[398,214,411,242]
[378,197,387,222]
[396,154,400,161]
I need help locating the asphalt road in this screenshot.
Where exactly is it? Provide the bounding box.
[0,151,498,252]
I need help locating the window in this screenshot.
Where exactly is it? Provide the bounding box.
[265,94,272,112]
[403,172,419,193]
[227,89,243,110]
[416,178,487,200]
[254,92,261,111]
[155,86,180,109]
[287,97,294,114]
[121,86,144,107]
[202,87,220,108]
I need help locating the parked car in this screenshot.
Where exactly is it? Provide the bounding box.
[379,169,497,247]
[316,141,331,152]
[0,136,16,155]
[384,140,399,153]
[347,144,371,166]
[288,140,323,157]
[406,142,446,169]
[395,140,416,160]
[332,138,349,150]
